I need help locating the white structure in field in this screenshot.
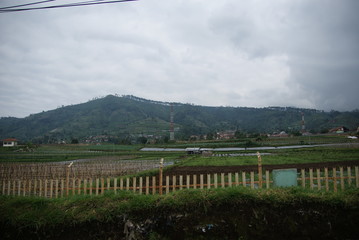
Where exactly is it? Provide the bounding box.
[2,138,18,147]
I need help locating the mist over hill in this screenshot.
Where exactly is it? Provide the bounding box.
[0,95,358,143]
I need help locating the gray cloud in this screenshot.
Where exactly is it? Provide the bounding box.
[0,0,358,118]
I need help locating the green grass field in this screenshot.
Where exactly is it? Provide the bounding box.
[179,147,359,166]
[0,135,358,165]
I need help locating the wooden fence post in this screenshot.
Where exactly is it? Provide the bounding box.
[316,169,321,190]
[221,173,225,188]
[83,179,87,195]
[152,176,156,194]
[333,168,337,193]
[55,179,59,198]
[309,169,314,190]
[133,177,137,193]
[250,172,254,189]
[257,152,263,188]
[355,166,359,188]
[214,174,218,188]
[242,172,246,187]
[114,178,118,194]
[347,167,352,186]
[159,158,163,195]
[95,178,99,195]
[145,176,149,195]
[172,176,176,192]
[324,168,329,191]
[101,178,105,194]
[165,176,169,194]
[228,173,232,188]
[266,170,270,189]
[126,178,130,191]
[139,177,143,194]
[89,179,93,196]
[186,175,190,189]
[200,174,204,189]
[207,174,211,189]
[235,173,239,186]
[301,169,305,188]
[18,180,21,196]
[23,180,27,197]
[120,178,124,190]
[179,175,183,190]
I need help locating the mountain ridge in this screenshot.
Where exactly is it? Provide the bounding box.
[1,95,358,143]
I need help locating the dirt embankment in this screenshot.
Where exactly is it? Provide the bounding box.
[165,160,359,176]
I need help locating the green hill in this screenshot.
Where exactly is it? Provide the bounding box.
[0,95,358,143]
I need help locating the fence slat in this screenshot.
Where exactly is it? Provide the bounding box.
[179,175,183,190]
[145,176,149,195]
[126,178,130,191]
[340,167,344,190]
[207,174,211,189]
[200,174,204,189]
[317,169,321,190]
[301,169,305,188]
[50,180,53,198]
[324,168,329,191]
[139,177,143,194]
[3,166,359,197]
[235,173,239,186]
[152,176,156,195]
[347,167,352,186]
[83,179,87,195]
[333,168,337,193]
[214,173,218,189]
[193,175,197,189]
[228,173,232,188]
[18,180,21,196]
[309,169,313,190]
[242,172,246,187]
[133,177,137,193]
[166,176,169,194]
[355,166,359,188]
[89,179,93,196]
[221,173,225,188]
[114,178,118,194]
[172,176,176,192]
[186,175,190,189]
[55,179,58,198]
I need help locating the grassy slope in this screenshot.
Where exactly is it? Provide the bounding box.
[179,147,359,166]
[1,187,358,239]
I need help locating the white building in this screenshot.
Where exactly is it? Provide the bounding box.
[2,138,18,147]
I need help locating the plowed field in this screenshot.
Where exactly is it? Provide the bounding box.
[165,160,359,175]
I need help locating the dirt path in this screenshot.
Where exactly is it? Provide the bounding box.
[165,160,359,175]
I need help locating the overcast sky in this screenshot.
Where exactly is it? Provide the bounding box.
[1,0,358,118]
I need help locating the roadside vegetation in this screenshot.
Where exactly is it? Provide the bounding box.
[0,135,357,164]
[1,187,358,239]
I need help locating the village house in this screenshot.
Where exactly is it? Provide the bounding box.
[2,138,18,147]
[329,126,349,134]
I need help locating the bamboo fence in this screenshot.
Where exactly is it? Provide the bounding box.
[1,166,358,198]
[0,160,160,181]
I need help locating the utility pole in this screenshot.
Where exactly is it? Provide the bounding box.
[159,158,164,195]
[170,104,174,141]
[257,152,263,188]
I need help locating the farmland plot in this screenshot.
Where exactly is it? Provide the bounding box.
[0,158,160,181]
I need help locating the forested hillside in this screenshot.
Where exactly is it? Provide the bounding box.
[0,95,358,143]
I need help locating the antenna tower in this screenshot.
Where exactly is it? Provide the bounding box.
[170,104,175,141]
[301,112,306,133]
